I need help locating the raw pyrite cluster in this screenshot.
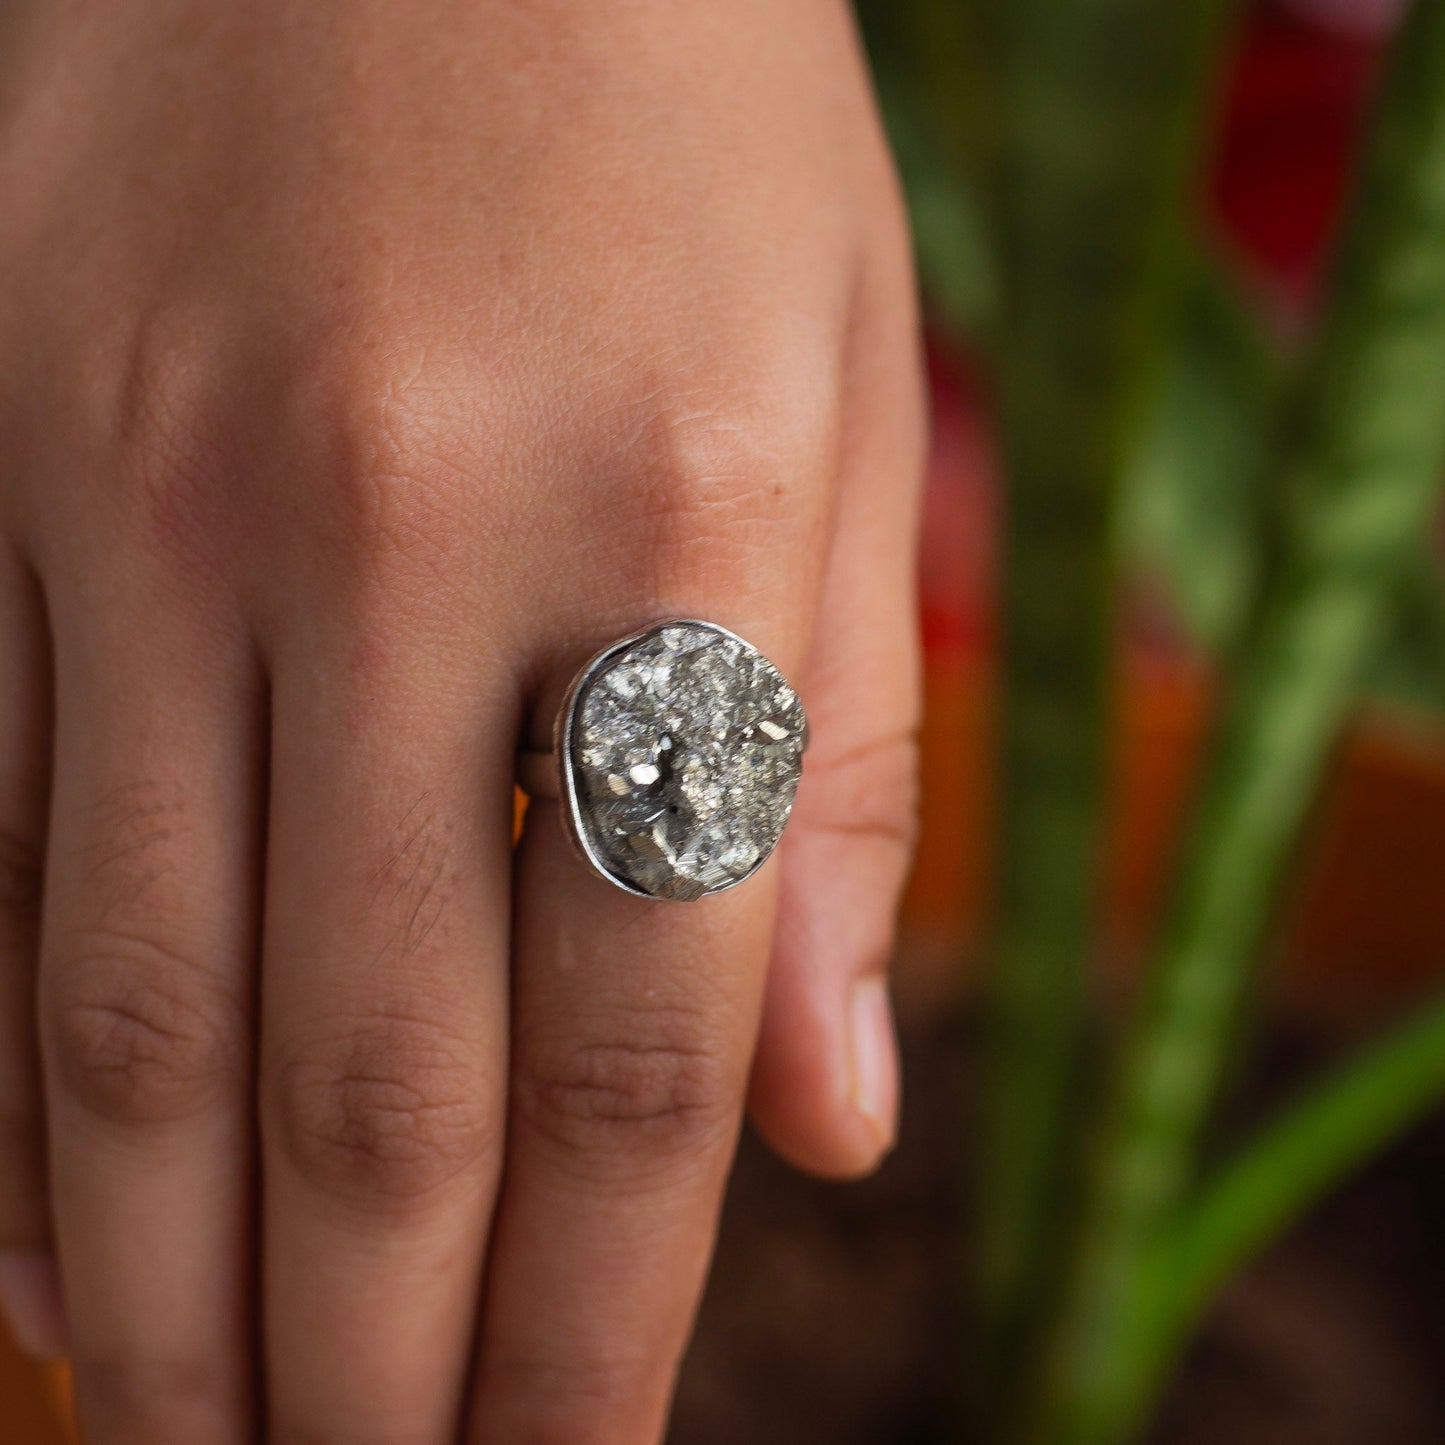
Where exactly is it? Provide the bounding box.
[565,621,808,900]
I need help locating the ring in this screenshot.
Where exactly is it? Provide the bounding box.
[517,618,809,902]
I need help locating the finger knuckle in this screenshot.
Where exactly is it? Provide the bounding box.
[638,385,832,557]
[110,324,240,583]
[46,929,241,1128]
[273,1009,496,1214]
[297,345,492,587]
[806,730,922,853]
[516,1014,737,1177]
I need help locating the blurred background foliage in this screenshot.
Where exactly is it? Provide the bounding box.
[850,1,1445,1442]
[861,0,1445,719]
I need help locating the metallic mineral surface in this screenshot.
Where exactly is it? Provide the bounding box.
[566,621,808,900]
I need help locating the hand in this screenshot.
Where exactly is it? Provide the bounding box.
[0,0,923,1439]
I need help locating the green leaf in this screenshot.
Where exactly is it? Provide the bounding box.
[1031,3,1445,1439]
[1118,258,1283,651]
[1119,256,1445,717]
[1144,991,1445,1382]
[970,0,1238,1422]
[1359,547,1445,715]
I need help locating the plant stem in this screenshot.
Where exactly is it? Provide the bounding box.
[1028,6,1445,1440]
[977,0,1233,1408]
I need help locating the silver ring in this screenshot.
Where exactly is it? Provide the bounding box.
[518,618,809,902]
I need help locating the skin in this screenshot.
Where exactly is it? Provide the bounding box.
[0,0,924,1440]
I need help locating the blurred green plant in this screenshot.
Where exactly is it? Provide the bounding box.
[856,1,1445,1441]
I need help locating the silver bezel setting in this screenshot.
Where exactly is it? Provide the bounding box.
[550,618,808,902]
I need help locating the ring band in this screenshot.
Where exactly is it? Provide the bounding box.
[518,618,808,902]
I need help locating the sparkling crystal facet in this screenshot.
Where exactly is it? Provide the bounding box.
[565,621,807,900]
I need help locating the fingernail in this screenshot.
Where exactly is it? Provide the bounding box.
[848,975,899,1150]
[0,1250,66,1360]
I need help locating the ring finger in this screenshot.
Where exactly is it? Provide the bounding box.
[468,586,822,1443]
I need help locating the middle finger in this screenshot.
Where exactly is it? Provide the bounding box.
[259,599,518,1445]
